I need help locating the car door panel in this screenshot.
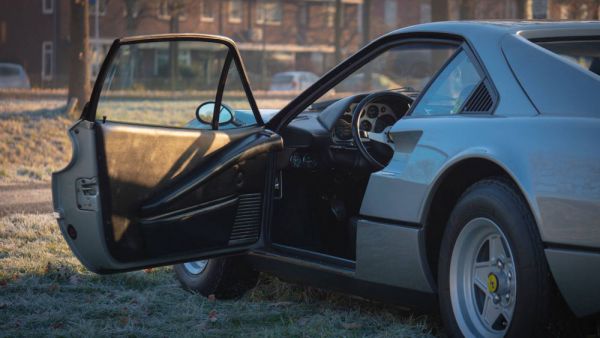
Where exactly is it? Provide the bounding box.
[52,34,283,273]
[96,122,281,262]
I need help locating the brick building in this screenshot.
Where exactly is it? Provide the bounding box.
[0,0,597,88]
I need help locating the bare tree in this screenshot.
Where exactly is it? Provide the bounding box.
[362,0,371,46]
[166,0,187,90]
[431,0,449,21]
[515,0,528,19]
[334,0,343,64]
[532,0,548,19]
[459,0,476,19]
[591,0,600,20]
[67,0,91,119]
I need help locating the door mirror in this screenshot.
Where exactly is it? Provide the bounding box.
[195,101,234,125]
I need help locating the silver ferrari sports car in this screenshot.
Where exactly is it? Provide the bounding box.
[53,21,600,337]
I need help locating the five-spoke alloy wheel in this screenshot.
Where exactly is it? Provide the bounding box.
[450,218,516,336]
[438,179,553,337]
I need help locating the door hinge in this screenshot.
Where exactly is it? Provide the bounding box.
[76,177,99,211]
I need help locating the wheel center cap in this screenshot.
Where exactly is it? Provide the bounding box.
[487,273,499,293]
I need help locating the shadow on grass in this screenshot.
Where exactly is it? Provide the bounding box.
[0,104,67,120]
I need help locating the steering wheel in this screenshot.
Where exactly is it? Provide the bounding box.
[351,91,411,169]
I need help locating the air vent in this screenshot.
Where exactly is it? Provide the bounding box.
[229,193,262,244]
[463,81,493,113]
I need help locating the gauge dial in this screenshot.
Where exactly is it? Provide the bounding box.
[290,152,303,168]
[360,120,372,132]
[334,117,353,141]
[374,114,396,133]
[367,105,379,118]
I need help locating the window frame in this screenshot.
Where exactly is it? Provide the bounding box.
[228,0,243,23]
[41,41,53,81]
[200,0,215,22]
[85,34,264,130]
[406,43,499,117]
[42,0,54,14]
[90,0,107,16]
[383,0,397,27]
[157,0,188,21]
[256,0,282,25]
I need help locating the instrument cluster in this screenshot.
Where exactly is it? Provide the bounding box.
[332,103,397,144]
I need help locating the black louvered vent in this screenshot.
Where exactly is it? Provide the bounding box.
[463,81,493,113]
[229,193,262,244]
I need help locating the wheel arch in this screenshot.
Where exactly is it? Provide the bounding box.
[420,155,538,284]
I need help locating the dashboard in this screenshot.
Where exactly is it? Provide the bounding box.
[280,92,413,170]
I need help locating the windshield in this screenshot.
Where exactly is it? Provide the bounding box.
[315,43,459,103]
[0,65,21,76]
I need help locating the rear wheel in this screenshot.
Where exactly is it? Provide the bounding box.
[438,179,552,337]
[174,256,259,299]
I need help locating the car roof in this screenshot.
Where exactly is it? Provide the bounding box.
[0,63,24,69]
[274,71,316,76]
[385,21,600,118]
[390,20,600,41]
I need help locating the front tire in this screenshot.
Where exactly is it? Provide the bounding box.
[174,256,259,299]
[438,179,552,337]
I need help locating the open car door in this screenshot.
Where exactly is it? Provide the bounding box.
[52,34,282,273]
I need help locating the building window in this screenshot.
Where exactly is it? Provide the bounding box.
[42,0,54,14]
[256,0,282,25]
[123,1,140,18]
[326,4,335,27]
[384,0,397,26]
[157,1,187,20]
[42,41,53,81]
[228,0,242,23]
[158,1,170,19]
[201,0,215,21]
[154,49,192,76]
[90,0,107,16]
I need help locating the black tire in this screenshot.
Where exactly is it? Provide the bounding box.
[173,256,259,299]
[438,178,552,337]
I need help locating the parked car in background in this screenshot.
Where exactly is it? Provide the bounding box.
[53,22,600,338]
[0,63,31,89]
[269,71,319,91]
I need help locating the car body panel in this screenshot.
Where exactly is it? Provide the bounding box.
[53,22,600,317]
[545,248,600,317]
[360,115,600,315]
[52,34,283,273]
[362,115,600,246]
[355,219,434,293]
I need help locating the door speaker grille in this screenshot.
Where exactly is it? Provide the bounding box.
[229,193,262,244]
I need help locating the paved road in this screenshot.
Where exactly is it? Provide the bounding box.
[0,183,52,216]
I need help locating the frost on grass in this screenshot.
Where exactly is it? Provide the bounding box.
[0,97,290,184]
[0,99,72,183]
[0,213,438,337]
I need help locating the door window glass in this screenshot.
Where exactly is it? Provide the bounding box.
[411,50,482,116]
[96,40,257,129]
[316,42,458,103]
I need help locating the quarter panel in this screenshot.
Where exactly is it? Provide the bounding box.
[361,116,600,250]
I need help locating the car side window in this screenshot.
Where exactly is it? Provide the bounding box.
[96,40,257,129]
[411,50,482,116]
